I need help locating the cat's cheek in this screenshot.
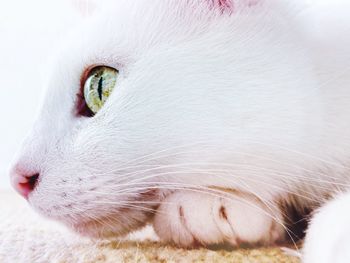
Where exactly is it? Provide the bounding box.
[303,193,350,263]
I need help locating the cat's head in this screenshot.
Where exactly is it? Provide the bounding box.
[10,0,315,237]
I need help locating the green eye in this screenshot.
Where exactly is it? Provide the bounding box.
[83,66,118,114]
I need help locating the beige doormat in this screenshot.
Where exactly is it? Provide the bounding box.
[0,191,300,263]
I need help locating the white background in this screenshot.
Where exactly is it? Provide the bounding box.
[0,0,80,189]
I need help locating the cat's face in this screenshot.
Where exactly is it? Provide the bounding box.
[10,0,316,237]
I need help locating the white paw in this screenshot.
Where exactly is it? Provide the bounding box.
[304,193,350,263]
[153,190,284,248]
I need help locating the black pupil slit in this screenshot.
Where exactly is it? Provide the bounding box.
[98,76,103,101]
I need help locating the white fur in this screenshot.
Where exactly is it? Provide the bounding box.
[304,193,350,263]
[9,0,350,261]
[153,190,283,247]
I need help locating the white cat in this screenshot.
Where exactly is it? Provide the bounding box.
[9,0,350,262]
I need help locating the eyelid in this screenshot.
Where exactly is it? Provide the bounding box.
[76,92,94,117]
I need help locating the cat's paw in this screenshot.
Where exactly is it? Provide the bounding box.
[304,193,350,263]
[153,190,284,248]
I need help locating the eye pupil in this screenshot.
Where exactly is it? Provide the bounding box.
[98,77,103,101]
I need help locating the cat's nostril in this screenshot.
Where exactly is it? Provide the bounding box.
[12,172,40,199]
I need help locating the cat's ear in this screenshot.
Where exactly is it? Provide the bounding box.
[71,0,98,17]
[209,0,260,12]
[210,0,233,9]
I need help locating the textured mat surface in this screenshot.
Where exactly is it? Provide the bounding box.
[0,191,300,263]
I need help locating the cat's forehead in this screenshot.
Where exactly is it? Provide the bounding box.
[64,0,265,69]
[50,0,284,96]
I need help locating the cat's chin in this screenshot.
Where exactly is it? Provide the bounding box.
[64,208,155,239]
[68,194,162,238]
[27,183,163,238]
[70,218,145,239]
[28,195,158,239]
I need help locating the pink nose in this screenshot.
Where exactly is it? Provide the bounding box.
[11,168,40,199]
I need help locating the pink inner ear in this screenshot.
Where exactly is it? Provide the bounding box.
[217,0,232,8]
[209,0,232,10]
[72,0,96,17]
[210,0,260,12]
